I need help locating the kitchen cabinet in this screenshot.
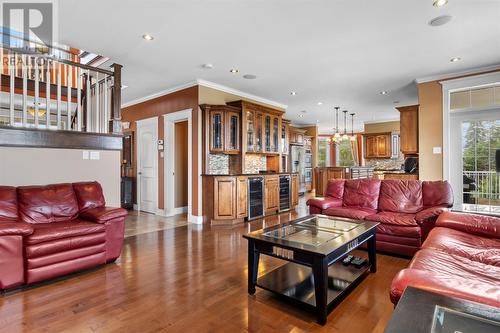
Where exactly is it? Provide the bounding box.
[213,177,236,220]
[397,105,419,155]
[264,175,279,215]
[363,133,391,158]
[290,127,306,145]
[272,116,280,153]
[236,176,247,218]
[291,174,299,206]
[315,167,348,196]
[202,104,241,154]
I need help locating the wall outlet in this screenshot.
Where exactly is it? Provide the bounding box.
[433,147,442,154]
[90,151,100,160]
[82,151,89,160]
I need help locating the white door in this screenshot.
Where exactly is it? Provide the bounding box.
[137,117,158,213]
[449,109,500,213]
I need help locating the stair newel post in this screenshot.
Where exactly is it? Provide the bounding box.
[110,63,123,134]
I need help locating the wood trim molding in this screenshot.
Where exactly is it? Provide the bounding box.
[0,126,122,150]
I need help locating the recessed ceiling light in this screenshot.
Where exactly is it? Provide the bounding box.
[393,100,400,104]
[290,91,297,96]
[380,91,388,95]
[317,102,323,106]
[142,34,154,41]
[121,85,129,90]
[450,57,461,62]
[243,74,257,79]
[202,63,213,69]
[433,0,448,7]
[229,69,239,73]
[429,15,453,27]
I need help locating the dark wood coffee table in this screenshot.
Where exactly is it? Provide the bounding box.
[243,214,378,325]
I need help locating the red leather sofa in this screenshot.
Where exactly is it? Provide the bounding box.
[0,181,127,290]
[390,211,500,308]
[307,179,453,256]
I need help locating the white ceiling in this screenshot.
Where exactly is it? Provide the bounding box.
[58,0,500,133]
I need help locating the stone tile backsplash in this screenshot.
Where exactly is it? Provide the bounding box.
[244,154,267,174]
[365,155,405,170]
[207,154,229,174]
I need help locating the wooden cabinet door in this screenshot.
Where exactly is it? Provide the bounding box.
[209,110,224,153]
[365,136,377,158]
[236,177,247,218]
[296,133,304,144]
[271,116,280,153]
[376,135,391,158]
[254,112,263,152]
[264,114,272,152]
[291,174,299,206]
[281,121,289,155]
[225,111,240,153]
[265,176,279,213]
[399,106,418,154]
[213,177,235,219]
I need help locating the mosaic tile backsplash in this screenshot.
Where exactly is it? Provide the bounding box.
[207,154,229,174]
[244,154,267,174]
[365,155,405,170]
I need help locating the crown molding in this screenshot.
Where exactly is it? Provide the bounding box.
[121,81,198,108]
[121,79,288,110]
[363,117,400,125]
[414,64,500,84]
[196,79,287,110]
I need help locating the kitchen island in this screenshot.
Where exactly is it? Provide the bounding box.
[315,166,374,196]
[202,173,299,225]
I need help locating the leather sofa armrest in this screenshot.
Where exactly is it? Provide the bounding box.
[79,207,128,224]
[436,211,500,238]
[415,207,448,225]
[306,197,342,211]
[0,221,34,236]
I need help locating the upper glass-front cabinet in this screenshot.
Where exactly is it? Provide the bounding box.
[265,115,271,152]
[246,111,254,151]
[272,116,279,153]
[226,111,240,153]
[210,110,224,152]
[281,120,289,155]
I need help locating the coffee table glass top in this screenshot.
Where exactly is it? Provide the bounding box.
[263,225,341,246]
[244,214,378,255]
[431,306,500,333]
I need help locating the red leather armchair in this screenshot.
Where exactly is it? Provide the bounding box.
[390,211,500,308]
[0,182,127,290]
[307,179,453,256]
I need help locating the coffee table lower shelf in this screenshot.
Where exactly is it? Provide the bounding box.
[256,260,370,310]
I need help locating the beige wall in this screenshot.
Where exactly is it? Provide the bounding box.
[0,147,121,206]
[198,85,286,111]
[364,121,400,134]
[418,81,443,180]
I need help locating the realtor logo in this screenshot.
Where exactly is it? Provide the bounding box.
[1,0,58,54]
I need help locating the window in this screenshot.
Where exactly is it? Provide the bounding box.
[336,140,355,167]
[317,137,330,167]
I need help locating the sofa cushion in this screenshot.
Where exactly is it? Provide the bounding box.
[365,212,418,227]
[342,179,381,210]
[422,181,453,208]
[25,232,106,258]
[26,219,105,245]
[377,223,422,238]
[26,243,106,269]
[423,227,500,267]
[73,181,106,212]
[436,211,500,238]
[0,186,18,221]
[307,197,342,211]
[325,180,345,199]
[378,180,423,213]
[79,207,128,223]
[324,207,376,220]
[18,184,79,224]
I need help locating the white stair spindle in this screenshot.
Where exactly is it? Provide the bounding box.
[77,67,82,131]
[46,61,51,128]
[103,75,109,133]
[57,62,61,129]
[67,65,72,130]
[9,54,15,126]
[22,55,28,126]
[95,72,100,132]
[34,59,39,127]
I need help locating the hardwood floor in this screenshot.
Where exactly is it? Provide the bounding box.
[0,198,409,333]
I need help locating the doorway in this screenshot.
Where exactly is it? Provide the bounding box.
[164,109,192,217]
[450,110,500,213]
[136,117,158,214]
[174,121,188,211]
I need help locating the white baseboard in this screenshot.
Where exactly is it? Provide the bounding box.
[188,214,203,224]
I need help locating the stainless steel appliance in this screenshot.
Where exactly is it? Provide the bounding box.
[291,145,306,195]
[247,177,264,220]
[279,175,291,212]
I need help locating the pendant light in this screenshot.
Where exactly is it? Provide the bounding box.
[350,113,357,141]
[342,110,349,141]
[334,107,341,140]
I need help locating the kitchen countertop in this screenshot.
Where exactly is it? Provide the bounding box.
[201,172,298,177]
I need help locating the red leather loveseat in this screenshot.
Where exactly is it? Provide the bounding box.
[0,181,127,290]
[307,179,453,256]
[390,211,500,308]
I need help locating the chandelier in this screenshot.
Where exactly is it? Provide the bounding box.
[330,107,356,143]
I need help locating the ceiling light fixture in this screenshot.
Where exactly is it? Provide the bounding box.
[450,57,461,62]
[433,0,448,7]
[202,63,213,69]
[429,15,453,27]
[229,69,239,73]
[317,102,323,106]
[342,110,349,141]
[334,107,341,140]
[350,113,357,142]
[142,34,154,41]
[380,91,388,95]
[299,114,304,118]
[243,74,257,79]
[290,91,297,96]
